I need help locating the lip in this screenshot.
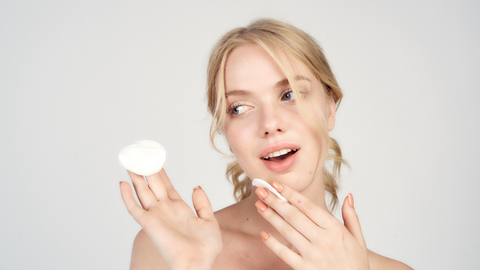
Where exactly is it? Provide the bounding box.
[259,141,300,159]
[259,141,300,173]
[261,149,299,173]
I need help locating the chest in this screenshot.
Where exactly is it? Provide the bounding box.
[213,231,293,270]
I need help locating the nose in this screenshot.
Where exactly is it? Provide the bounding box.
[258,104,287,138]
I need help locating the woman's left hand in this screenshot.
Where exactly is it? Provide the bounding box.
[255,182,369,270]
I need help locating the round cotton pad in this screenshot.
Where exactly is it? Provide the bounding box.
[252,178,287,201]
[118,140,166,176]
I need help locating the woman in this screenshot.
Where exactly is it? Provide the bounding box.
[120,18,412,269]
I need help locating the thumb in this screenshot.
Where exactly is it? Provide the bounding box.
[192,186,215,221]
[342,193,367,250]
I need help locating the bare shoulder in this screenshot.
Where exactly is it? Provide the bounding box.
[213,200,248,233]
[214,202,241,223]
[368,249,414,270]
[130,229,167,270]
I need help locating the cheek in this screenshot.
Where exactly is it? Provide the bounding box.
[293,114,327,161]
[225,121,253,154]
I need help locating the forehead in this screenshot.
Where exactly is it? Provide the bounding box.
[224,43,314,91]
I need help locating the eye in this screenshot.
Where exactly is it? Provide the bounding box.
[228,102,252,117]
[281,89,295,101]
[232,105,249,115]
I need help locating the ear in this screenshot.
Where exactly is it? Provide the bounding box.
[327,96,336,131]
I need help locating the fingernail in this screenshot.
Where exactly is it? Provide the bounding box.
[255,200,267,212]
[272,181,283,192]
[260,231,269,241]
[347,193,354,208]
[255,187,268,199]
[193,185,202,191]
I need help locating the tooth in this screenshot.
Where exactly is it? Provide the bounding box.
[268,153,274,158]
[273,151,280,157]
[286,149,291,152]
[279,149,287,155]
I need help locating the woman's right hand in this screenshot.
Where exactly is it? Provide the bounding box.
[120,169,222,270]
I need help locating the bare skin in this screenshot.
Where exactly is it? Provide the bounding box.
[129,192,412,270]
[122,43,413,270]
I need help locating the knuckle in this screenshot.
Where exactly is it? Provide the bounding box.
[303,200,315,213]
[285,209,300,222]
[281,225,295,236]
[351,213,360,224]
[266,194,277,206]
[278,246,290,259]
[262,207,274,220]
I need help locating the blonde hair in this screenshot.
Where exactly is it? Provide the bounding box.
[206,18,347,211]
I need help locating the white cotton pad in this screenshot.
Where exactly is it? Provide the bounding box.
[118,140,166,176]
[252,178,287,201]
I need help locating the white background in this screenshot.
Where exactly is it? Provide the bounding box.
[1,0,479,269]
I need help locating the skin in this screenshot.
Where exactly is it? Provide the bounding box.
[120,44,413,270]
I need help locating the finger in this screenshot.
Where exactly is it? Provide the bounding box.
[255,200,311,253]
[127,170,156,208]
[342,193,367,250]
[255,187,320,243]
[260,231,303,268]
[119,181,145,222]
[272,181,338,229]
[192,186,215,221]
[158,169,181,200]
[144,171,168,200]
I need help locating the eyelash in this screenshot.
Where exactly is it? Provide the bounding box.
[227,102,248,118]
[281,89,295,101]
[227,89,297,118]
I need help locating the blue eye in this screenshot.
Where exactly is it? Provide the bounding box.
[282,90,295,101]
[231,104,249,115]
[227,101,251,118]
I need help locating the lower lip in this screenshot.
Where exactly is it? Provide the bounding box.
[261,150,299,173]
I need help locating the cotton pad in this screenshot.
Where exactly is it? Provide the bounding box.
[118,140,166,176]
[252,178,287,201]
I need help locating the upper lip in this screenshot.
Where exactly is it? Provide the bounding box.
[259,141,300,159]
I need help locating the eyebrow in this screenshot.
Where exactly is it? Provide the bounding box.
[275,75,311,87]
[225,76,311,98]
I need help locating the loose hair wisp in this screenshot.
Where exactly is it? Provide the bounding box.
[206,18,347,212]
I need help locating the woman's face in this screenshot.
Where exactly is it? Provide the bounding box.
[222,43,336,193]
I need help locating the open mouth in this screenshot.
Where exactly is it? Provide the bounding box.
[259,144,300,173]
[261,149,299,162]
[260,148,300,172]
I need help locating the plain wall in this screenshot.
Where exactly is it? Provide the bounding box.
[1,0,479,269]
